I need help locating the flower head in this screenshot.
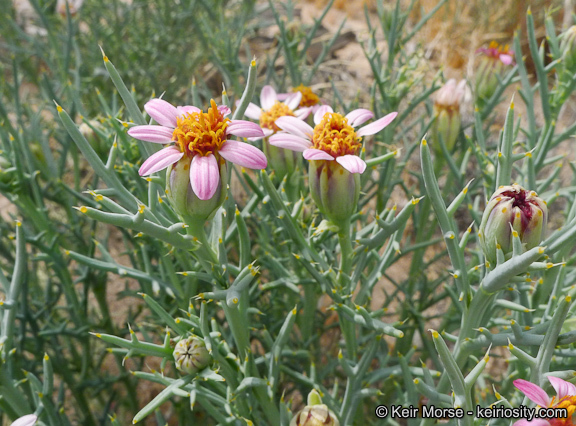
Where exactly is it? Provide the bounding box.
[479,184,547,264]
[475,41,515,102]
[244,85,311,138]
[269,105,397,174]
[270,106,397,226]
[128,98,266,201]
[514,377,576,426]
[476,41,515,66]
[173,335,211,375]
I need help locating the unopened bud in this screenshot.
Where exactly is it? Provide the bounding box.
[479,184,547,264]
[290,390,340,426]
[173,335,211,375]
[432,79,467,152]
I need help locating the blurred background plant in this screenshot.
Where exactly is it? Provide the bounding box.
[1,0,576,425]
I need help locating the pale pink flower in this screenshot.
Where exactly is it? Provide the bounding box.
[10,414,38,426]
[268,105,397,174]
[513,377,576,425]
[435,79,468,108]
[128,99,266,200]
[243,85,311,138]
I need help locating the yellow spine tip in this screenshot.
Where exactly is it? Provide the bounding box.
[44,354,49,361]
[80,206,88,213]
[567,296,572,302]
[432,330,439,338]
[422,139,427,146]
[251,60,256,67]
[57,105,63,112]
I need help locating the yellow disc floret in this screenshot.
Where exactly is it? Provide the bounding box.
[312,112,361,157]
[173,99,229,157]
[293,84,320,108]
[259,102,295,132]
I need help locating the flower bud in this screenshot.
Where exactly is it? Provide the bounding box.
[290,390,340,426]
[479,184,547,264]
[474,42,514,104]
[173,335,211,375]
[166,157,227,222]
[308,160,360,228]
[432,79,467,153]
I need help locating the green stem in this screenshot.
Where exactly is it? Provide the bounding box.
[301,284,317,343]
[337,221,357,359]
[183,218,219,266]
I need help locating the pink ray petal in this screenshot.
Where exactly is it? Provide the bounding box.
[177,105,201,116]
[514,379,550,407]
[346,108,375,127]
[144,99,179,127]
[218,105,231,117]
[313,105,334,125]
[261,85,277,110]
[139,146,184,176]
[285,91,303,110]
[276,93,289,101]
[303,148,334,161]
[356,112,398,137]
[190,154,220,200]
[336,155,367,174]
[500,53,514,65]
[269,133,312,152]
[547,376,576,401]
[227,120,265,138]
[219,140,267,169]
[295,107,312,120]
[128,125,174,143]
[242,103,262,120]
[248,128,274,141]
[275,116,314,140]
[11,414,38,426]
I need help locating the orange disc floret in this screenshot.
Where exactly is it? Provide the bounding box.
[172,99,230,157]
[293,84,320,108]
[549,395,576,426]
[312,113,361,157]
[259,102,295,132]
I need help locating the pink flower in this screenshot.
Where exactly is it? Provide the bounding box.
[477,41,515,66]
[243,85,311,138]
[128,99,267,200]
[513,377,576,425]
[268,105,397,174]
